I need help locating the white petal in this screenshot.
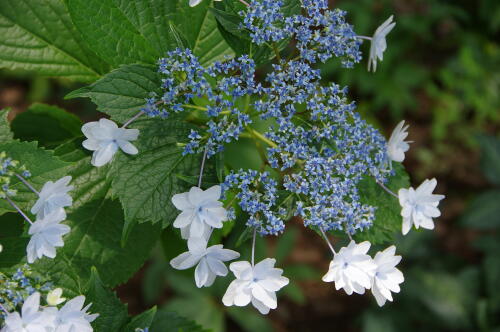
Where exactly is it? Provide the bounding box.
[117,140,138,155]
[91,143,118,167]
[194,259,210,288]
[170,252,200,270]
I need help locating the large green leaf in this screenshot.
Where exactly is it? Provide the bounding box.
[0,213,28,268]
[11,103,82,148]
[110,119,214,226]
[460,190,500,229]
[150,309,208,332]
[66,64,161,123]
[476,134,500,185]
[86,268,129,332]
[67,0,233,68]
[355,164,410,244]
[0,0,109,82]
[124,307,157,332]
[0,140,70,215]
[0,108,12,142]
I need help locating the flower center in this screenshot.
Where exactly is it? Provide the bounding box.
[343,262,349,268]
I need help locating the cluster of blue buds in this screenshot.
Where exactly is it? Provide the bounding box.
[144,49,259,157]
[241,0,361,66]
[0,152,31,198]
[149,0,394,236]
[223,170,287,235]
[0,265,53,321]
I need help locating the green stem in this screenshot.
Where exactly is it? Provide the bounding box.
[246,127,277,148]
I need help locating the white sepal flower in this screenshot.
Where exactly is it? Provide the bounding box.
[26,209,70,264]
[398,178,445,235]
[31,176,73,219]
[53,295,98,332]
[368,15,396,72]
[1,292,55,332]
[189,0,221,7]
[387,120,411,163]
[171,185,228,239]
[322,241,377,295]
[222,258,289,315]
[82,118,139,167]
[371,246,404,306]
[47,288,66,306]
[170,237,240,288]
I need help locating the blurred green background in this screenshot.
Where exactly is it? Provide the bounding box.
[1,0,499,331]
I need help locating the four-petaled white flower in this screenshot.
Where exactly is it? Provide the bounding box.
[1,292,55,332]
[387,120,411,164]
[170,236,240,287]
[371,245,404,306]
[26,208,70,263]
[171,185,228,239]
[368,15,396,72]
[189,0,221,7]
[322,241,376,295]
[31,176,73,219]
[82,118,139,167]
[222,258,289,314]
[47,288,66,306]
[52,295,98,332]
[398,178,445,235]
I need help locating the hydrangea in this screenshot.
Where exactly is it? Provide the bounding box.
[170,237,240,288]
[1,292,53,332]
[322,241,376,295]
[171,185,228,239]
[398,178,445,235]
[222,258,289,314]
[82,118,139,167]
[387,120,411,164]
[371,246,404,306]
[31,176,73,219]
[26,208,70,264]
[367,16,396,72]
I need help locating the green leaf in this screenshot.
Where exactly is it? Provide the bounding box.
[0,213,27,268]
[111,119,212,226]
[11,103,82,148]
[86,267,129,332]
[66,64,161,123]
[226,307,273,332]
[124,307,157,332]
[150,309,209,332]
[460,190,500,229]
[0,108,12,141]
[355,164,410,244]
[476,134,500,185]
[0,0,109,82]
[0,140,69,215]
[67,0,232,68]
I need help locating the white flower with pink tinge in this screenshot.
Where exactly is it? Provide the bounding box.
[222,258,289,314]
[171,185,228,239]
[398,178,445,235]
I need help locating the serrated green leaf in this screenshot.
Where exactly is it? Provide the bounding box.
[67,0,232,68]
[124,306,157,332]
[150,309,209,332]
[0,0,109,82]
[11,103,82,148]
[86,267,129,332]
[460,190,500,229]
[111,119,213,226]
[476,134,500,185]
[0,108,12,142]
[0,140,69,215]
[354,164,410,244]
[66,64,161,123]
[0,213,27,268]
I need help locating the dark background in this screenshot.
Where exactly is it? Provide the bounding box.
[1,0,499,331]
